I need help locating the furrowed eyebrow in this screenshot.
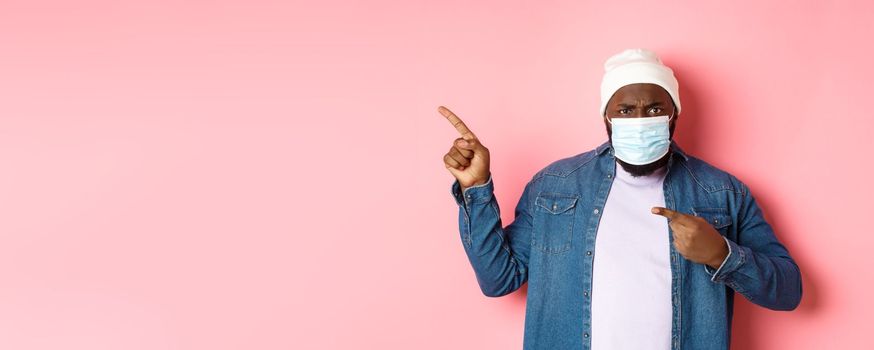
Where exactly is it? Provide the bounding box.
[616,102,665,108]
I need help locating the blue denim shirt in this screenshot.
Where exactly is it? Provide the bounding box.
[450,140,802,350]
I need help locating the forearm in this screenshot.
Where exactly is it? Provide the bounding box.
[452,176,527,297]
[705,238,802,311]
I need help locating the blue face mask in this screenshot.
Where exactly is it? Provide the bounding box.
[606,114,673,165]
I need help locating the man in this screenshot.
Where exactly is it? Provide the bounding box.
[440,48,802,350]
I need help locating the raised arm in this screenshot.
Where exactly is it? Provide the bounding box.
[440,105,533,297]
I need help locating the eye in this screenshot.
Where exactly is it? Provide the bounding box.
[648,107,663,114]
[618,108,631,115]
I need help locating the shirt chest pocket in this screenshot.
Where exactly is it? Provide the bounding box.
[532,193,579,254]
[691,207,733,235]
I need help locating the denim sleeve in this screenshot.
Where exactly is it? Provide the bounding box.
[450,174,534,297]
[704,235,733,277]
[703,182,803,311]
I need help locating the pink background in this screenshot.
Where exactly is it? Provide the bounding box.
[1,0,871,349]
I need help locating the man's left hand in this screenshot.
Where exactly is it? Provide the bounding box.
[651,207,729,269]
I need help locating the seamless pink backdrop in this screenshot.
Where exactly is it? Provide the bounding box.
[1,0,871,349]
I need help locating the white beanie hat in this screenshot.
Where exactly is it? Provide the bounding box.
[599,48,680,116]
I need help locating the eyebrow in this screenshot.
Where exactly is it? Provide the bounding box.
[616,102,666,108]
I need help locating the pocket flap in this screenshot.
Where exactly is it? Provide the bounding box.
[692,207,732,229]
[535,194,579,214]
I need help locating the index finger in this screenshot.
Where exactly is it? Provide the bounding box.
[651,206,686,221]
[438,106,476,140]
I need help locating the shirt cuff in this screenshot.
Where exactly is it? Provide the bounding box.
[450,174,494,208]
[703,236,746,283]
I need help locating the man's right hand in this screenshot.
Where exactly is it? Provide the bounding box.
[439,106,491,191]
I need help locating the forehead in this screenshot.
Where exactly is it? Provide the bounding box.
[610,83,672,104]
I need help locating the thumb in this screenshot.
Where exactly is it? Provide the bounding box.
[455,138,480,151]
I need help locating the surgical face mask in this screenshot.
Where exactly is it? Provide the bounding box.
[606,114,673,165]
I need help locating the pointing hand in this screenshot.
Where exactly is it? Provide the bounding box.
[651,207,730,269]
[439,106,491,191]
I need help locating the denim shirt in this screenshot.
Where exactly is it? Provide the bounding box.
[449,140,802,350]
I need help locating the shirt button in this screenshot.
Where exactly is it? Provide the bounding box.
[607,174,612,178]
[553,204,558,211]
[586,251,592,256]
[584,290,589,297]
[593,208,599,214]
[584,333,589,338]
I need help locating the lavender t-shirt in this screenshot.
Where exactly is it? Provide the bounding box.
[591,162,671,350]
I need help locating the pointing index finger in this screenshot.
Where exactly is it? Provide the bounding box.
[651,206,683,221]
[438,106,476,140]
